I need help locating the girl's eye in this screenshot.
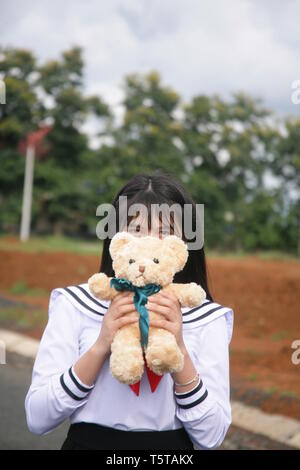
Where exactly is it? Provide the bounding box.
[129,259,135,264]
[153,258,159,264]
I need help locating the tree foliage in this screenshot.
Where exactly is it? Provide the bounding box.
[0,47,299,252]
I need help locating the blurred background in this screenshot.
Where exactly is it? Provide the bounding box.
[0,0,299,450]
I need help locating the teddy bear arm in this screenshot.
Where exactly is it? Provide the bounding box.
[88,272,119,300]
[162,283,187,305]
[164,282,206,308]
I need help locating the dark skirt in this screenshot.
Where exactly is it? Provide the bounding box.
[61,422,194,450]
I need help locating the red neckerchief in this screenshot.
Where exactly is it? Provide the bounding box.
[129,350,163,396]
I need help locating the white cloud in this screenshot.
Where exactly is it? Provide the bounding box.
[1,0,300,118]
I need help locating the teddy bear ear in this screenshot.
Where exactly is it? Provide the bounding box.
[109,231,134,259]
[163,235,188,271]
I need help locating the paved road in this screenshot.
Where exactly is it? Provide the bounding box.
[0,352,296,450]
[0,352,68,450]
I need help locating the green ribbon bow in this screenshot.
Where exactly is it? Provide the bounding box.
[110,277,161,347]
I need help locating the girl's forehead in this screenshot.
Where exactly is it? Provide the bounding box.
[126,213,182,238]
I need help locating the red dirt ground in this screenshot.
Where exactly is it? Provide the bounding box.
[1,249,299,419]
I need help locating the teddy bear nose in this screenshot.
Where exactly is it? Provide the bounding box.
[139,265,145,273]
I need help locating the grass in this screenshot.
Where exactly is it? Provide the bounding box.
[9,280,48,297]
[0,306,47,332]
[245,349,261,356]
[263,386,298,399]
[280,390,297,398]
[271,330,292,341]
[247,373,258,381]
[255,251,300,261]
[264,386,279,396]
[207,248,300,261]
[0,235,298,260]
[0,234,102,255]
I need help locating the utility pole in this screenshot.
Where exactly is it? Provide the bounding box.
[19,125,51,242]
[20,145,35,241]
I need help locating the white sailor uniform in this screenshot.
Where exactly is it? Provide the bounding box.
[24,283,234,450]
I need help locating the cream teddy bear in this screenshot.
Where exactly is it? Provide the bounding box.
[88,231,206,385]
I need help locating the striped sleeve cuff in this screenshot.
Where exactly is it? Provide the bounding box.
[174,377,208,410]
[60,366,95,401]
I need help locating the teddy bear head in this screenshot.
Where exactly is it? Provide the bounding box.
[109,231,188,287]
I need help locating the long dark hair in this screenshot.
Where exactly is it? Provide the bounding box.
[99,171,214,301]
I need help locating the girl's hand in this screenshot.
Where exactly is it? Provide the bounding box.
[94,292,139,356]
[146,291,186,353]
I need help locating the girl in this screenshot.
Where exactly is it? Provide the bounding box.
[25,172,234,450]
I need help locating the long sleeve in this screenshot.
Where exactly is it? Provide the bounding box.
[25,292,95,435]
[174,312,233,450]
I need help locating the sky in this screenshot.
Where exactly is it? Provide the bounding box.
[1,0,300,119]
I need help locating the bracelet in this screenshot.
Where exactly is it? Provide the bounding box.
[174,372,200,387]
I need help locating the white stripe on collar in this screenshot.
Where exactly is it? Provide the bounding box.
[181,299,233,333]
[49,283,233,339]
[50,283,109,321]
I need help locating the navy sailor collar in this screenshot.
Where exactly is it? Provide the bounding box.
[50,282,233,335]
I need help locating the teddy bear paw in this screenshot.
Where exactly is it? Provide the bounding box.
[110,356,145,385]
[183,282,206,307]
[110,343,145,385]
[88,272,110,299]
[145,344,184,375]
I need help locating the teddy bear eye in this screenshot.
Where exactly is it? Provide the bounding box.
[153,258,159,264]
[129,258,135,264]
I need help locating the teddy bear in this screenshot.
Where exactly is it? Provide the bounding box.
[88,231,206,386]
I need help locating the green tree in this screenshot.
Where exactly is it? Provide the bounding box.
[182,92,284,249]
[98,71,186,191]
[270,118,300,252]
[0,46,110,235]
